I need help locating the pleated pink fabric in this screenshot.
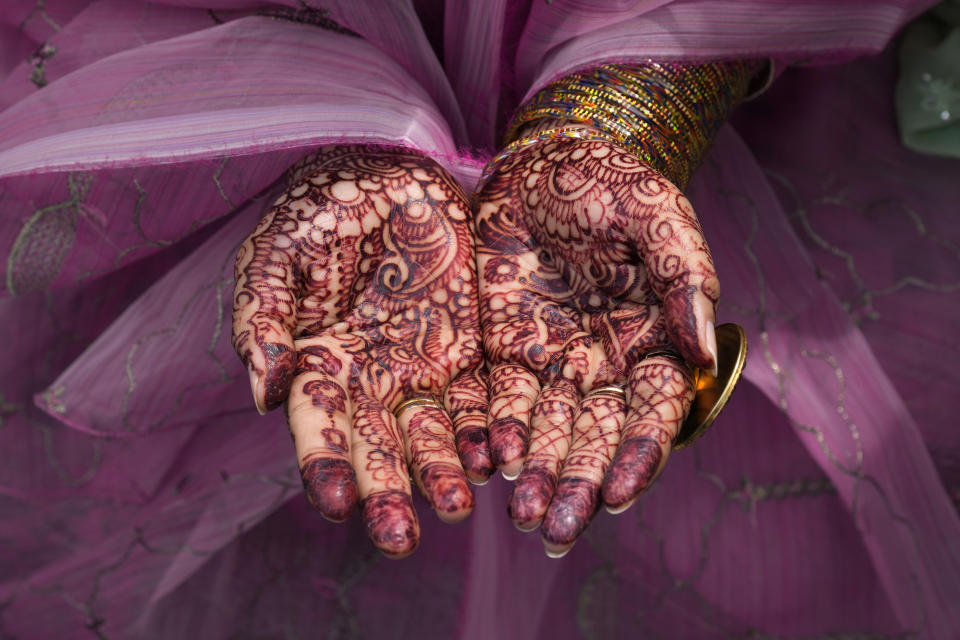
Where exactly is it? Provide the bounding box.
[1,1,957,638]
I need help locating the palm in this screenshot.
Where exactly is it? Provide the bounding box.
[233,146,490,557]
[475,138,718,554]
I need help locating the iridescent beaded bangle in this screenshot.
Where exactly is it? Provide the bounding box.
[506,60,762,189]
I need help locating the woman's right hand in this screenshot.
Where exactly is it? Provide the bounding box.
[232,145,492,558]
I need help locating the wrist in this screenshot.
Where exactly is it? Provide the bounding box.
[507,60,763,189]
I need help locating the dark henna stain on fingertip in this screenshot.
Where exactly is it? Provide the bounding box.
[540,477,600,546]
[301,458,358,522]
[261,342,296,410]
[602,436,662,509]
[455,428,495,479]
[662,289,712,370]
[420,462,474,514]
[488,417,529,467]
[361,491,419,556]
[507,466,556,526]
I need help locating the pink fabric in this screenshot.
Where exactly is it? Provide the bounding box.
[517,0,933,103]
[1,1,957,638]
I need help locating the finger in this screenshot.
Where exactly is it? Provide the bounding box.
[351,395,419,558]
[629,180,720,374]
[287,371,357,522]
[602,355,694,513]
[558,332,618,395]
[398,402,474,524]
[444,369,495,485]
[508,378,578,531]
[540,391,625,557]
[232,205,299,413]
[585,304,670,376]
[486,364,540,478]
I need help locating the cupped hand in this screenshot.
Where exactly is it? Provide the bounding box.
[474,137,719,555]
[232,145,493,558]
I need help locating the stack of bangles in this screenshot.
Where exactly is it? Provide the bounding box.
[479,59,763,191]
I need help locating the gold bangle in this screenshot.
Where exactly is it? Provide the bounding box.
[393,396,444,419]
[506,61,761,189]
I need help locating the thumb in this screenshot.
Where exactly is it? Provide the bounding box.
[630,181,719,375]
[232,214,298,413]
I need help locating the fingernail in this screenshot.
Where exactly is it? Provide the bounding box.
[605,497,637,515]
[501,468,521,481]
[705,320,718,378]
[544,543,573,559]
[248,362,266,415]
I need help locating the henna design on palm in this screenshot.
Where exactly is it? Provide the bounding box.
[475,138,714,554]
[232,145,492,557]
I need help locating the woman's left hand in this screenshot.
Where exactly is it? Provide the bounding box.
[475,137,720,556]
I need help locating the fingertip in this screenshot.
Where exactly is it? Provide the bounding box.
[495,455,526,480]
[301,458,359,523]
[601,436,662,511]
[507,467,555,531]
[488,416,528,472]
[540,477,599,549]
[455,428,495,483]
[420,462,475,523]
[662,289,715,372]
[436,507,473,525]
[362,491,420,558]
[261,341,297,411]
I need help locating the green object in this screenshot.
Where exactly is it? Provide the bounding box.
[897,0,960,157]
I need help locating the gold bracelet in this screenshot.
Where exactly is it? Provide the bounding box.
[507,60,761,189]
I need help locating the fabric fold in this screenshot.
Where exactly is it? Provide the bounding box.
[0,16,459,298]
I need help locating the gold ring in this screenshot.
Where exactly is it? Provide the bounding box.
[392,396,444,418]
[586,384,626,399]
[641,348,685,363]
[673,323,748,449]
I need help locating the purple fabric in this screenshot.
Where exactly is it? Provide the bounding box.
[2,1,958,638]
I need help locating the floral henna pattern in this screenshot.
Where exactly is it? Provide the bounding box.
[232,145,486,556]
[477,138,717,384]
[475,138,715,546]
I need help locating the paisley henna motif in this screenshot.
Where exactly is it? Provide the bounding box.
[232,145,488,556]
[475,138,715,550]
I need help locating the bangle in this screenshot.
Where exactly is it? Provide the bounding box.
[507,60,760,189]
